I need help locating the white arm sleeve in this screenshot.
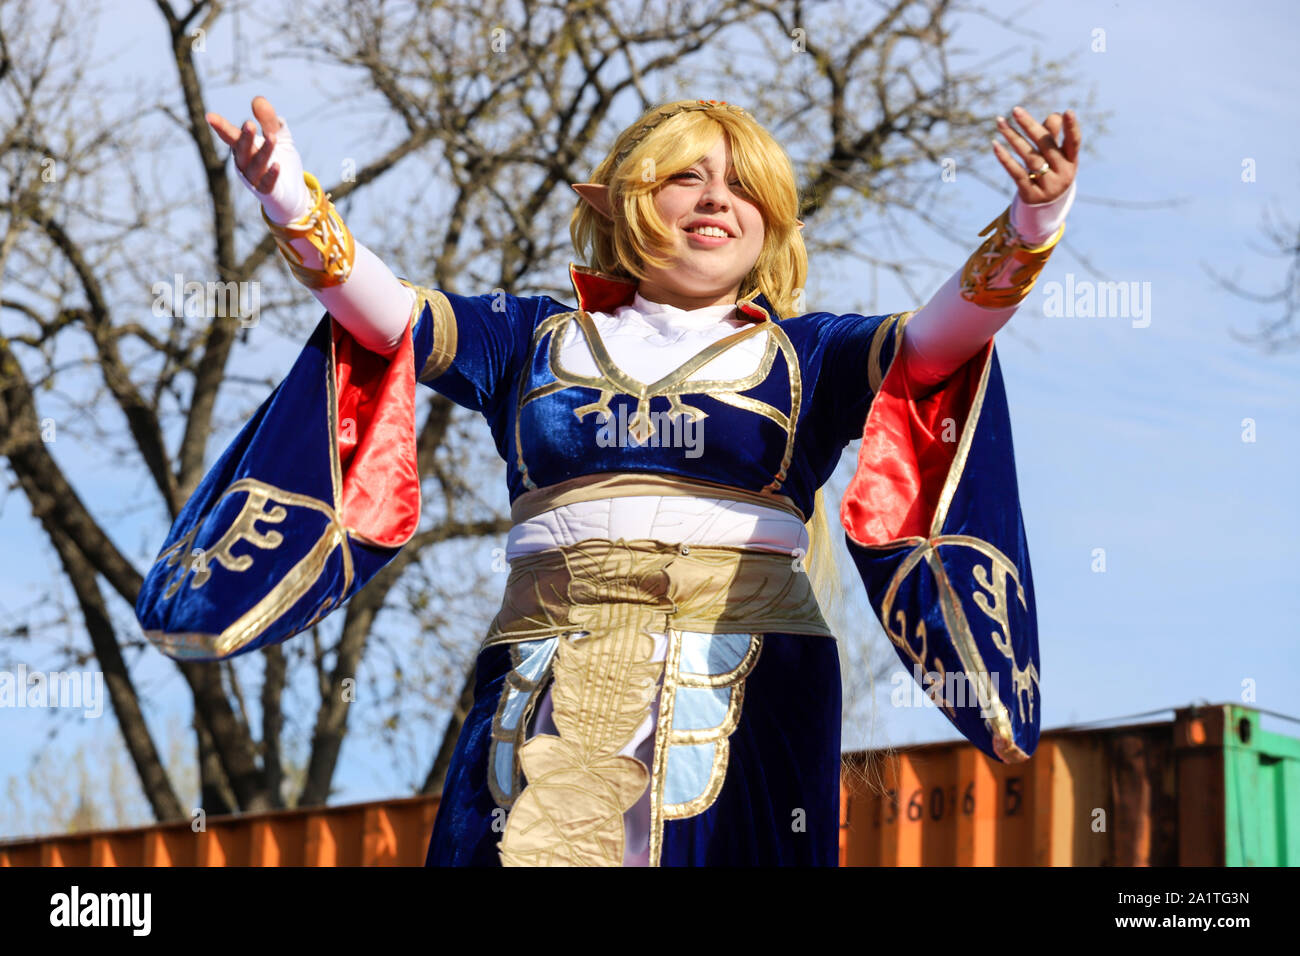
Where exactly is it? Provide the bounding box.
[232,119,417,357]
[899,180,1076,393]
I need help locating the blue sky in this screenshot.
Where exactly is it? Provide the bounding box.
[1,0,1298,830]
[840,0,1300,752]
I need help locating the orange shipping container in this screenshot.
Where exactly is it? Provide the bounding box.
[839,702,1297,866]
[2,702,1292,866]
[0,794,439,867]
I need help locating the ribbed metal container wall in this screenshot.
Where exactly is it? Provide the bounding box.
[0,795,439,867]
[1,703,1293,866]
[838,703,1297,866]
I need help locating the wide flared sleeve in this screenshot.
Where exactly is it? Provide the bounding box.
[836,198,1063,764]
[135,299,426,662]
[841,335,1040,763]
[135,277,545,662]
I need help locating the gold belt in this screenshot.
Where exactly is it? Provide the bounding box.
[482,536,833,650]
[484,536,832,866]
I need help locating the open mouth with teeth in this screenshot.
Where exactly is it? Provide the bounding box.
[684,225,733,239]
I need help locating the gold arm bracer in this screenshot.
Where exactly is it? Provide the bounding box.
[261,171,356,289]
[958,206,1064,309]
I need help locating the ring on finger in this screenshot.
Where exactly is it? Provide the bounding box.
[1026,161,1051,180]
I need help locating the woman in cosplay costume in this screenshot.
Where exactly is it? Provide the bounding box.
[136,96,1079,866]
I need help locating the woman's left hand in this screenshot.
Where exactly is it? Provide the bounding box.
[992,106,1080,204]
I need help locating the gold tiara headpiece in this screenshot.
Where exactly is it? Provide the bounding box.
[611,100,749,170]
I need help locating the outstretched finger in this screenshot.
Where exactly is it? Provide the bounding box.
[995,114,1043,170]
[991,140,1034,195]
[1011,106,1064,171]
[1044,112,1064,144]
[252,96,283,139]
[1013,108,1066,171]
[206,112,242,148]
[1060,109,1082,164]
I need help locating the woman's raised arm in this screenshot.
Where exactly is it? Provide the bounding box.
[899,107,1081,398]
[899,179,1075,394]
[206,97,416,356]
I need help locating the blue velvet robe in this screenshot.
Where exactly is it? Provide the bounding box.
[135,262,1041,865]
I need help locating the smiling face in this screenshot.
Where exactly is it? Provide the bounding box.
[635,135,766,311]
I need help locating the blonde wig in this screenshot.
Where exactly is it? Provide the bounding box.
[570,100,808,321]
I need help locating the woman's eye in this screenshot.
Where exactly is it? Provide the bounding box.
[669,171,747,193]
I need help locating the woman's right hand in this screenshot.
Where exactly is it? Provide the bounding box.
[207,97,415,353]
[206,96,310,223]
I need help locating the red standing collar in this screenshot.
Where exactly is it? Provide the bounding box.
[567,263,770,322]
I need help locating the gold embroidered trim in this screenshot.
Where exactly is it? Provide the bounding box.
[144,479,354,660]
[845,343,1035,761]
[396,279,458,382]
[147,322,368,660]
[929,534,1035,760]
[324,334,345,516]
[498,599,666,866]
[868,310,916,396]
[958,206,1064,309]
[875,533,1035,763]
[649,632,763,866]
[511,309,803,495]
[649,628,686,869]
[487,639,558,808]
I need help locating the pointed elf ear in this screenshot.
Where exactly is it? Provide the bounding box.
[571,183,614,222]
[795,219,805,231]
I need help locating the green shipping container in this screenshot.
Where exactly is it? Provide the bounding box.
[1195,704,1299,866]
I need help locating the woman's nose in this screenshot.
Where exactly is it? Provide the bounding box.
[698,187,729,211]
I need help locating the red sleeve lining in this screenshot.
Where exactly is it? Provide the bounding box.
[841,340,987,544]
[333,319,421,547]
